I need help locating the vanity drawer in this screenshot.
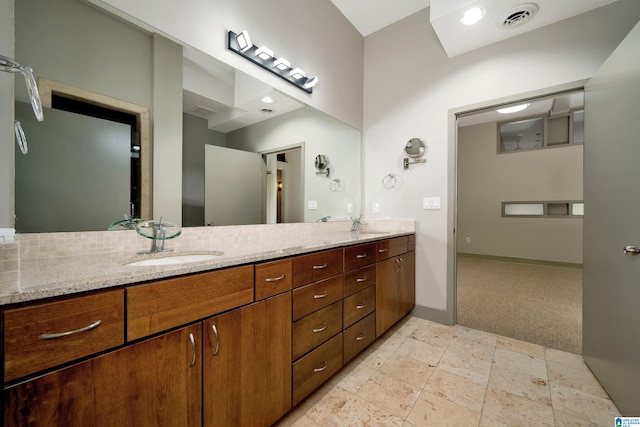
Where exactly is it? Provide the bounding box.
[3,289,125,382]
[255,258,292,300]
[292,248,343,288]
[343,285,376,329]
[376,236,409,261]
[292,275,344,321]
[126,265,253,341]
[343,313,375,364]
[292,333,343,406]
[292,300,343,360]
[407,234,415,252]
[344,264,376,297]
[343,243,376,272]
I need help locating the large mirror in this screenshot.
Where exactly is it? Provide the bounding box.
[13,0,361,232]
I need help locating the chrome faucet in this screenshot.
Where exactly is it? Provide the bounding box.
[350,215,365,233]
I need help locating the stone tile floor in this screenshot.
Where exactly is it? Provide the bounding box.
[276,316,619,426]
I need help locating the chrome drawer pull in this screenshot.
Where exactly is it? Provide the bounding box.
[356,254,367,259]
[313,361,328,373]
[265,274,286,282]
[378,248,388,253]
[211,324,220,356]
[356,302,367,310]
[38,320,102,340]
[312,263,328,270]
[356,332,367,341]
[313,291,329,299]
[189,333,197,367]
[356,277,367,282]
[313,323,328,333]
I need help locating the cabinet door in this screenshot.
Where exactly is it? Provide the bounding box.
[203,293,292,427]
[4,323,202,427]
[398,251,416,318]
[375,256,399,337]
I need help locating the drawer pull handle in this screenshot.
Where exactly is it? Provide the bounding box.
[356,277,367,282]
[265,274,286,282]
[38,320,102,340]
[211,324,220,356]
[356,254,367,259]
[314,361,328,373]
[313,291,329,299]
[313,263,328,270]
[356,302,367,310]
[356,332,367,341]
[378,248,388,253]
[189,333,197,367]
[313,323,328,333]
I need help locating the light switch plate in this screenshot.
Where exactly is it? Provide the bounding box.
[372,202,380,213]
[307,200,318,210]
[423,197,441,210]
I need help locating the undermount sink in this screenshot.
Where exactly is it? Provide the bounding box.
[126,253,223,267]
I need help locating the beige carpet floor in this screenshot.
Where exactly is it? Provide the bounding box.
[456,255,582,354]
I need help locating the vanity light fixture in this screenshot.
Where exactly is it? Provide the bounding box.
[261,96,275,103]
[228,30,318,94]
[497,103,530,114]
[274,58,290,70]
[255,46,273,61]
[461,7,485,26]
[289,68,305,80]
[235,30,253,52]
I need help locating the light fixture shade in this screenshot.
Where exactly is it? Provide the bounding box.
[274,58,290,71]
[255,46,273,61]
[303,76,319,89]
[497,103,530,114]
[289,68,305,80]
[236,31,253,52]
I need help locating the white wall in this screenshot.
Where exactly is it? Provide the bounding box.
[0,0,13,228]
[363,1,640,314]
[457,122,583,264]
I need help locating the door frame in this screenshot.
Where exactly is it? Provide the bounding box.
[446,79,589,326]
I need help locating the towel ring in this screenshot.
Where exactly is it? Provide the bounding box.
[14,121,28,155]
[382,173,397,189]
[329,178,345,192]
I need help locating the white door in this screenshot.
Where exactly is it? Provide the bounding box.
[583,21,640,415]
[204,145,264,225]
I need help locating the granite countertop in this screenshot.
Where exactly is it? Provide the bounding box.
[2,229,413,306]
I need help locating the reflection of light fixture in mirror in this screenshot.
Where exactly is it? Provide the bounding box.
[235,30,253,52]
[228,31,318,94]
[315,154,330,177]
[274,58,290,70]
[461,7,485,25]
[278,181,283,191]
[289,68,305,80]
[255,46,273,61]
[497,103,530,114]
[403,138,427,170]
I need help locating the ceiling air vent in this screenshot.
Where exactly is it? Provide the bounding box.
[499,3,538,29]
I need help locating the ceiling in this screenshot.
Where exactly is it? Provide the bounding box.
[331,0,620,56]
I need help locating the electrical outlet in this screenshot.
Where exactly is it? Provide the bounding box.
[372,202,379,213]
[423,197,441,210]
[466,237,471,244]
[307,200,318,210]
[347,203,353,213]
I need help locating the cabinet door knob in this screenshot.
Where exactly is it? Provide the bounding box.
[188,333,197,367]
[265,274,286,282]
[313,291,329,299]
[211,324,220,356]
[313,361,328,373]
[312,323,328,333]
[356,277,367,282]
[356,332,367,341]
[356,302,367,310]
[312,263,328,270]
[356,254,367,259]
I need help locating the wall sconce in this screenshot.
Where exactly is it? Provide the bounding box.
[228,30,319,94]
[277,181,283,191]
[403,138,427,169]
[315,154,330,177]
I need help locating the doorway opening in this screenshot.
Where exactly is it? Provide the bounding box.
[454,88,584,354]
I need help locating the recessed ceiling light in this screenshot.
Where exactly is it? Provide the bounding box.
[460,7,485,26]
[261,96,275,104]
[497,103,530,114]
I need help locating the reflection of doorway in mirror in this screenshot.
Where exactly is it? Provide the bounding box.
[264,147,303,224]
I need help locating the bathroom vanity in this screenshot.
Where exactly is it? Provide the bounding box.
[1,225,415,426]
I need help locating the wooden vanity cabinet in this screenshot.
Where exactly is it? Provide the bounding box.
[3,289,124,382]
[376,238,416,337]
[203,292,291,427]
[4,323,202,427]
